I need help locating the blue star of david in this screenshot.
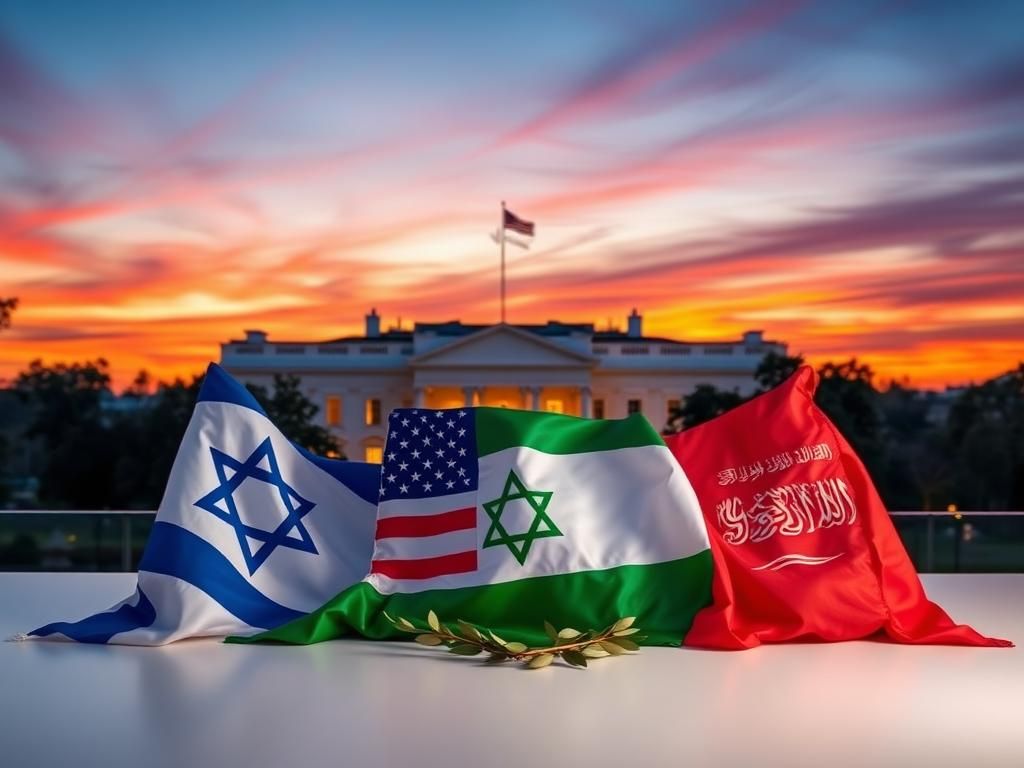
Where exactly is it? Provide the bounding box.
[194,437,318,576]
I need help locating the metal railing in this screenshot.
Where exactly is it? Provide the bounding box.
[889,510,1024,573]
[0,510,155,572]
[1,509,1022,573]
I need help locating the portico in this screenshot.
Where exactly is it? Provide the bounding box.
[409,324,596,416]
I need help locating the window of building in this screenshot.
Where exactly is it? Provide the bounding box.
[325,395,342,427]
[627,399,642,415]
[364,445,383,464]
[544,399,564,414]
[365,398,382,426]
[667,399,681,418]
[592,399,605,419]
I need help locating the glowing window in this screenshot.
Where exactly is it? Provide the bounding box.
[365,398,382,426]
[325,395,342,426]
[544,399,564,414]
[364,445,383,464]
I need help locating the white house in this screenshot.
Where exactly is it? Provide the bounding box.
[220,309,786,462]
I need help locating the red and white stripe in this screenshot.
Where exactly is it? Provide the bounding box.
[503,209,535,237]
[370,492,478,581]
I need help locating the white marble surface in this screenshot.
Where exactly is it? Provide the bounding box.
[1,572,1022,768]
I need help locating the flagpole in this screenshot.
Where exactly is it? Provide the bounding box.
[500,200,507,324]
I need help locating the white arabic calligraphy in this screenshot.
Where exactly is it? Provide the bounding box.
[715,476,856,546]
[716,443,833,486]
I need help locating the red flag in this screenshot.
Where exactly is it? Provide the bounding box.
[666,366,1011,649]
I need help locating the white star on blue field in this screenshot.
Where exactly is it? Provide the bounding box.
[194,437,318,575]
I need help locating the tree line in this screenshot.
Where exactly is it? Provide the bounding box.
[665,353,1024,511]
[0,361,340,509]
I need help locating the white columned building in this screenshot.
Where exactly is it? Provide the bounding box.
[220,308,787,462]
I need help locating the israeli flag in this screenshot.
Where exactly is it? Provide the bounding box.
[26,364,379,645]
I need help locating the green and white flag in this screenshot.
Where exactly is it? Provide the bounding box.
[233,407,712,646]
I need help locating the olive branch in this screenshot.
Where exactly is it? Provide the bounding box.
[384,610,643,669]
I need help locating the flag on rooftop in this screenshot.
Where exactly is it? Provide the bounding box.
[502,207,535,237]
[26,363,380,645]
[232,407,713,647]
[667,366,1011,649]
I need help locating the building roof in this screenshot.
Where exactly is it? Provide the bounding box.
[314,321,596,344]
[233,321,781,347]
[592,332,693,344]
[414,320,596,337]
[321,330,414,343]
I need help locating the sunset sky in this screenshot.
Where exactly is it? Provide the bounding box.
[1,0,1022,390]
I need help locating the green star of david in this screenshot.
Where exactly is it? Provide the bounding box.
[482,469,561,565]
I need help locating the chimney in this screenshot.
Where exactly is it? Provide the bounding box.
[365,308,381,338]
[743,330,764,345]
[244,329,267,344]
[627,308,643,338]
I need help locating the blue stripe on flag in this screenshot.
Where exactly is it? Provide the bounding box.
[197,362,268,415]
[31,589,157,644]
[139,521,307,629]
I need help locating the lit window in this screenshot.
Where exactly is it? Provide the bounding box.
[364,445,383,464]
[365,398,382,426]
[544,399,564,414]
[325,395,342,427]
[592,399,605,419]
[627,399,642,415]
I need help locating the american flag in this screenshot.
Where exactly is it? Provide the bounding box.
[372,408,479,581]
[503,208,535,237]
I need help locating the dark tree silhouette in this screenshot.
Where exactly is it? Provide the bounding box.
[0,297,17,331]
[665,384,744,432]
[754,351,805,392]
[245,374,343,457]
[14,359,116,508]
[814,358,885,476]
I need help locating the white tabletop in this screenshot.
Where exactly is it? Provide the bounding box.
[0,573,1022,768]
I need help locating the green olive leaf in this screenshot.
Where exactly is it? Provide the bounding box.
[415,634,443,646]
[448,643,483,656]
[504,641,527,654]
[456,620,483,642]
[605,636,639,651]
[599,640,627,655]
[611,617,636,633]
[427,610,440,633]
[557,627,582,640]
[527,653,554,669]
[543,621,559,642]
[562,650,588,668]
